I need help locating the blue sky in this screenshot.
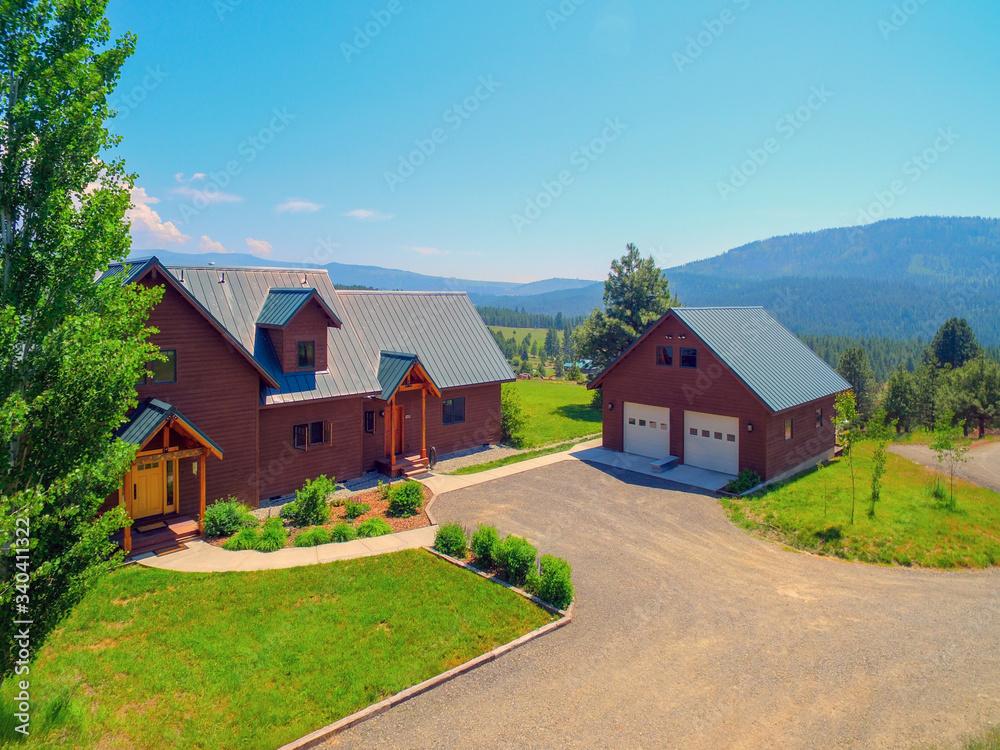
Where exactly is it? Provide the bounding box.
[109,0,999,281]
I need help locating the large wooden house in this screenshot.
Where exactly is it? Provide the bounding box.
[589,307,851,482]
[101,257,513,553]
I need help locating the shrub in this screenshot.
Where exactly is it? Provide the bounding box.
[330,522,358,542]
[282,475,335,527]
[294,527,332,547]
[256,517,288,552]
[356,517,392,538]
[222,526,259,551]
[388,481,423,517]
[470,525,500,567]
[344,500,370,521]
[495,535,537,585]
[725,468,762,494]
[527,554,574,609]
[500,382,526,447]
[204,498,258,538]
[434,523,468,558]
[377,479,391,502]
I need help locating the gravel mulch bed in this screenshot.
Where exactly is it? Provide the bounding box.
[432,444,522,473]
[252,472,409,521]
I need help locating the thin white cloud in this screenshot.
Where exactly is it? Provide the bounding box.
[246,237,273,257]
[277,198,323,214]
[127,186,190,247]
[171,172,241,205]
[199,235,229,253]
[344,208,393,221]
[404,245,448,256]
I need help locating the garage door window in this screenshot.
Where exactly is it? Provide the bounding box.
[689,427,697,435]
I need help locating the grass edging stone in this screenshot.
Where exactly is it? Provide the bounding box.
[277,548,571,750]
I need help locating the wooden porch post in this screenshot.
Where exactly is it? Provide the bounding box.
[421,387,427,459]
[389,396,396,470]
[123,468,133,554]
[199,450,207,534]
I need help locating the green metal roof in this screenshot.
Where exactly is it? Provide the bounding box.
[591,307,851,413]
[376,351,438,401]
[672,307,852,412]
[256,288,341,328]
[97,258,154,286]
[117,398,224,456]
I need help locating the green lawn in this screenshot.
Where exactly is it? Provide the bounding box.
[722,443,1000,568]
[0,550,553,749]
[449,437,594,475]
[513,379,602,448]
[489,326,550,346]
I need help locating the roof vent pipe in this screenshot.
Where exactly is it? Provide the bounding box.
[178,269,185,282]
[219,271,225,284]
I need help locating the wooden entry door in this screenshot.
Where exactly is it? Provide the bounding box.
[388,405,404,457]
[133,460,165,519]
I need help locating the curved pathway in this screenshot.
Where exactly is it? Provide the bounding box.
[326,460,1000,750]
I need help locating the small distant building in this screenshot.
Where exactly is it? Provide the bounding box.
[564,359,598,375]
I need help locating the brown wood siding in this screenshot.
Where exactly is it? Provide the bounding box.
[361,383,502,469]
[764,395,837,479]
[257,398,364,499]
[278,301,329,373]
[597,315,771,477]
[135,279,262,510]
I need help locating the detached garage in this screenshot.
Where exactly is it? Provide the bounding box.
[589,307,851,483]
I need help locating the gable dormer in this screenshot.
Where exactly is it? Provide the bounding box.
[256,288,341,373]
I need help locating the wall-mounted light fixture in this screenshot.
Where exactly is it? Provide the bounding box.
[746,422,754,433]
[607,402,614,411]
[379,409,385,418]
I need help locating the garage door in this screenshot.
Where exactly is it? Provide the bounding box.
[683,411,739,474]
[623,403,671,459]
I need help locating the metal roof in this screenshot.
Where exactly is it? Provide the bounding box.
[376,351,441,401]
[117,398,224,456]
[165,266,382,405]
[99,258,155,286]
[256,288,341,328]
[673,307,852,412]
[337,291,515,390]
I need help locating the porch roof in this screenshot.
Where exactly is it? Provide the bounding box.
[376,351,441,401]
[117,398,224,459]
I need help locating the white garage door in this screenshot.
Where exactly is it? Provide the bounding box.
[683,411,739,475]
[623,403,671,459]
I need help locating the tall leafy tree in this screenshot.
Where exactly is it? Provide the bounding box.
[882,366,918,433]
[836,346,877,418]
[575,244,679,369]
[930,317,982,369]
[939,356,1000,438]
[0,1,160,686]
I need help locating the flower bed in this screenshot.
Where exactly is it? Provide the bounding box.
[208,482,432,551]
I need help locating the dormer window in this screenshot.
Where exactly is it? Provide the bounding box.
[297,341,315,369]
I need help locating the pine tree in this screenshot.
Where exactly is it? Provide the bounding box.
[837,347,877,418]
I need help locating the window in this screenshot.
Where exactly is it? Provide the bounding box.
[166,461,175,507]
[680,347,698,369]
[297,340,315,369]
[714,432,723,440]
[689,427,697,435]
[656,346,673,366]
[364,410,375,434]
[628,417,636,425]
[443,397,466,425]
[310,421,325,446]
[816,408,824,428]
[785,418,794,441]
[293,424,308,451]
[726,434,736,442]
[152,350,177,384]
[701,430,710,438]
[639,419,646,427]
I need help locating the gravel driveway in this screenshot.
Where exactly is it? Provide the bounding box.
[890,441,1000,494]
[325,460,1000,750]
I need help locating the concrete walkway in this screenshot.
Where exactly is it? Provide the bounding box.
[136,526,437,573]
